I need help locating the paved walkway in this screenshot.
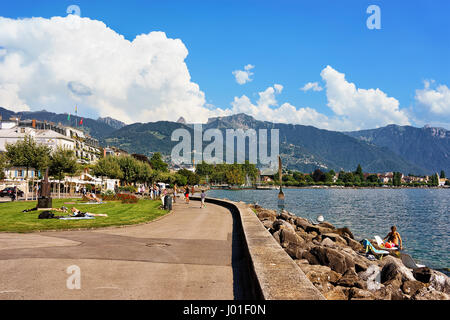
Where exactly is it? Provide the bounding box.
[0,200,249,300]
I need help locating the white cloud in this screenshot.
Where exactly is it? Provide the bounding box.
[415,80,450,115]
[320,65,410,129]
[300,82,323,92]
[0,15,218,123]
[232,64,254,85]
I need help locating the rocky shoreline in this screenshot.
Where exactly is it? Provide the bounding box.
[251,205,449,300]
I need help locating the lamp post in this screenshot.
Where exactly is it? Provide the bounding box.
[277,155,285,214]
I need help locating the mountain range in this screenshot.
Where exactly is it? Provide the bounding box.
[1,107,448,175]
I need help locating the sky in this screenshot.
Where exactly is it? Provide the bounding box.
[0,0,449,130]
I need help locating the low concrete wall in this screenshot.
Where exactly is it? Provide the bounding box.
[193,196,325,300]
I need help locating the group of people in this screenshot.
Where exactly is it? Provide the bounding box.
[181,185,206,208]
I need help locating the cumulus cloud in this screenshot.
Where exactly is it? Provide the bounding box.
[227,66,413,131]
[415,80,450,115]
[0,15,217,123]
[300,82,323,92]
[320,65,410,129]
[232,64,254,85]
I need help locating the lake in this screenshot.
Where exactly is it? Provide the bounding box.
[207,188,449,272]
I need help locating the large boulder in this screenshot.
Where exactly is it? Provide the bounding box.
[348,287,375,300]
[401,280,425,296]
[272,219,296,233]
[317,222,336,230]
[412,287,449,300]
[294,217,312,231]
[336,269,367,289]
[309,246,355,274]
[321,233,348,246]
[261,219,274,230]
[335,227,354,239]
[429,270,450,294]
[413,267,432,283]
[344,236,363,252]
[358,264,382,291]
[298,264,341,284]
[302,250,321,265]
[256,209,277,221]
[323,286,349,300]
[272,230,281,245]
[305,225,335,235]
[381,256,415,283]
[280,229,305,248]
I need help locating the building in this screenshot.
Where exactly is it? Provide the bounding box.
[0,118,101,164]
[103,146,128,157]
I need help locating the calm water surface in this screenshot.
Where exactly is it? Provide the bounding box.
[207,188,449,271]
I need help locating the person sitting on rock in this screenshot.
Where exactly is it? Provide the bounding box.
[383,225,403,250]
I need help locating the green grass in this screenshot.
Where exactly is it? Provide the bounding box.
[0,198,168,233]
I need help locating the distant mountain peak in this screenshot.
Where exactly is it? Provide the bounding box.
[97,116,126,130]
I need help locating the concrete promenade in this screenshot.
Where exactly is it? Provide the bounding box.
[0,200,250,300]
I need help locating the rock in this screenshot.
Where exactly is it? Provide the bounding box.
[295,259,310,265]
[387,285,410,300]
[261,219,273,230]
[338,248,368,273]
[280,229,305,247]
[348,287,375,300]
[344,236,363,252]
[429,270,450,294]
[305,225,335,235]
[321,237,337,248]
[322,233,348,246]
[413,267,432,283]
[336,227,354,239]
[298,264,342,285]
[279,210,291,221]
[318,222,336,230]
[381,256,415,283]
[412,287,449,300]
[372,287,392,300]
[294,217,312,230]
[272,230,281,244]
[285,244,305,260]
[272,219,296,233]
[256,209,277,221]
[358,264,382,291]
[323,285,349,300]
[401,280,425,296]
[336,269,367,289]
[310,246,355,274]
[302,251,320,265]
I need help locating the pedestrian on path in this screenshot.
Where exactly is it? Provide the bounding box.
[200,190,206,208]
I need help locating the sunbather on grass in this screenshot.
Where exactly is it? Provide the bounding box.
[71,207,108,217]
[85,192,102,203]
[383,225,403,250]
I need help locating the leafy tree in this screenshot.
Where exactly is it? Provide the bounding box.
[0,153,7,180]
[392,172,402,186]
[49,147,78,198]
[440,170,446,179]
[150,152,168,172]
[92,156,123,180]
[196,161,213,177]
[178,168,200,185]
[5,135,51,178]
[225,165,245,186]
[117,155,140,185]
[312,169,326,182]
[366,174,379,183]
[355,164,364,181]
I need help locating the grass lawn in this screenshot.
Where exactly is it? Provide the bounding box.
[0,198,168,233]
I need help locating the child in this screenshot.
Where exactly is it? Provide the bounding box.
[200,190,206,208]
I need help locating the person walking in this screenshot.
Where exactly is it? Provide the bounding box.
[200,190,206,208]
[173,184,177,203]
[185,186,190,204]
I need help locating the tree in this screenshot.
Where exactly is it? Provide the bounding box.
[49,147,78,198]
[150,152,168,172]
[440,170,446,179]
[196,161,213,177]
[178,169,200,185]
[136,161,153,184]
[355,164,364,181]
[5,135,51,178]
[392,172,402,186]
[225,165,245,186]
[92,156,123,180]
[117,155,140,185]
[0,153,7,180]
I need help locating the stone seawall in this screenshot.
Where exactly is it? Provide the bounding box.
[192,196,325,300]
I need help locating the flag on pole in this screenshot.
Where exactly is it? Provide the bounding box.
[79,118,83,126]
[75,106,78,114]
[67,113,71,121]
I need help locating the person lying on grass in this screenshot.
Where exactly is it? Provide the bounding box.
[85,192,102,203]
[70,207,108,217]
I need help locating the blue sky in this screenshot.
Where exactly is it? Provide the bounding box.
[0,0,449,130]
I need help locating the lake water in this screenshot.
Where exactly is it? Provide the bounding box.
[207,188,449,272]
